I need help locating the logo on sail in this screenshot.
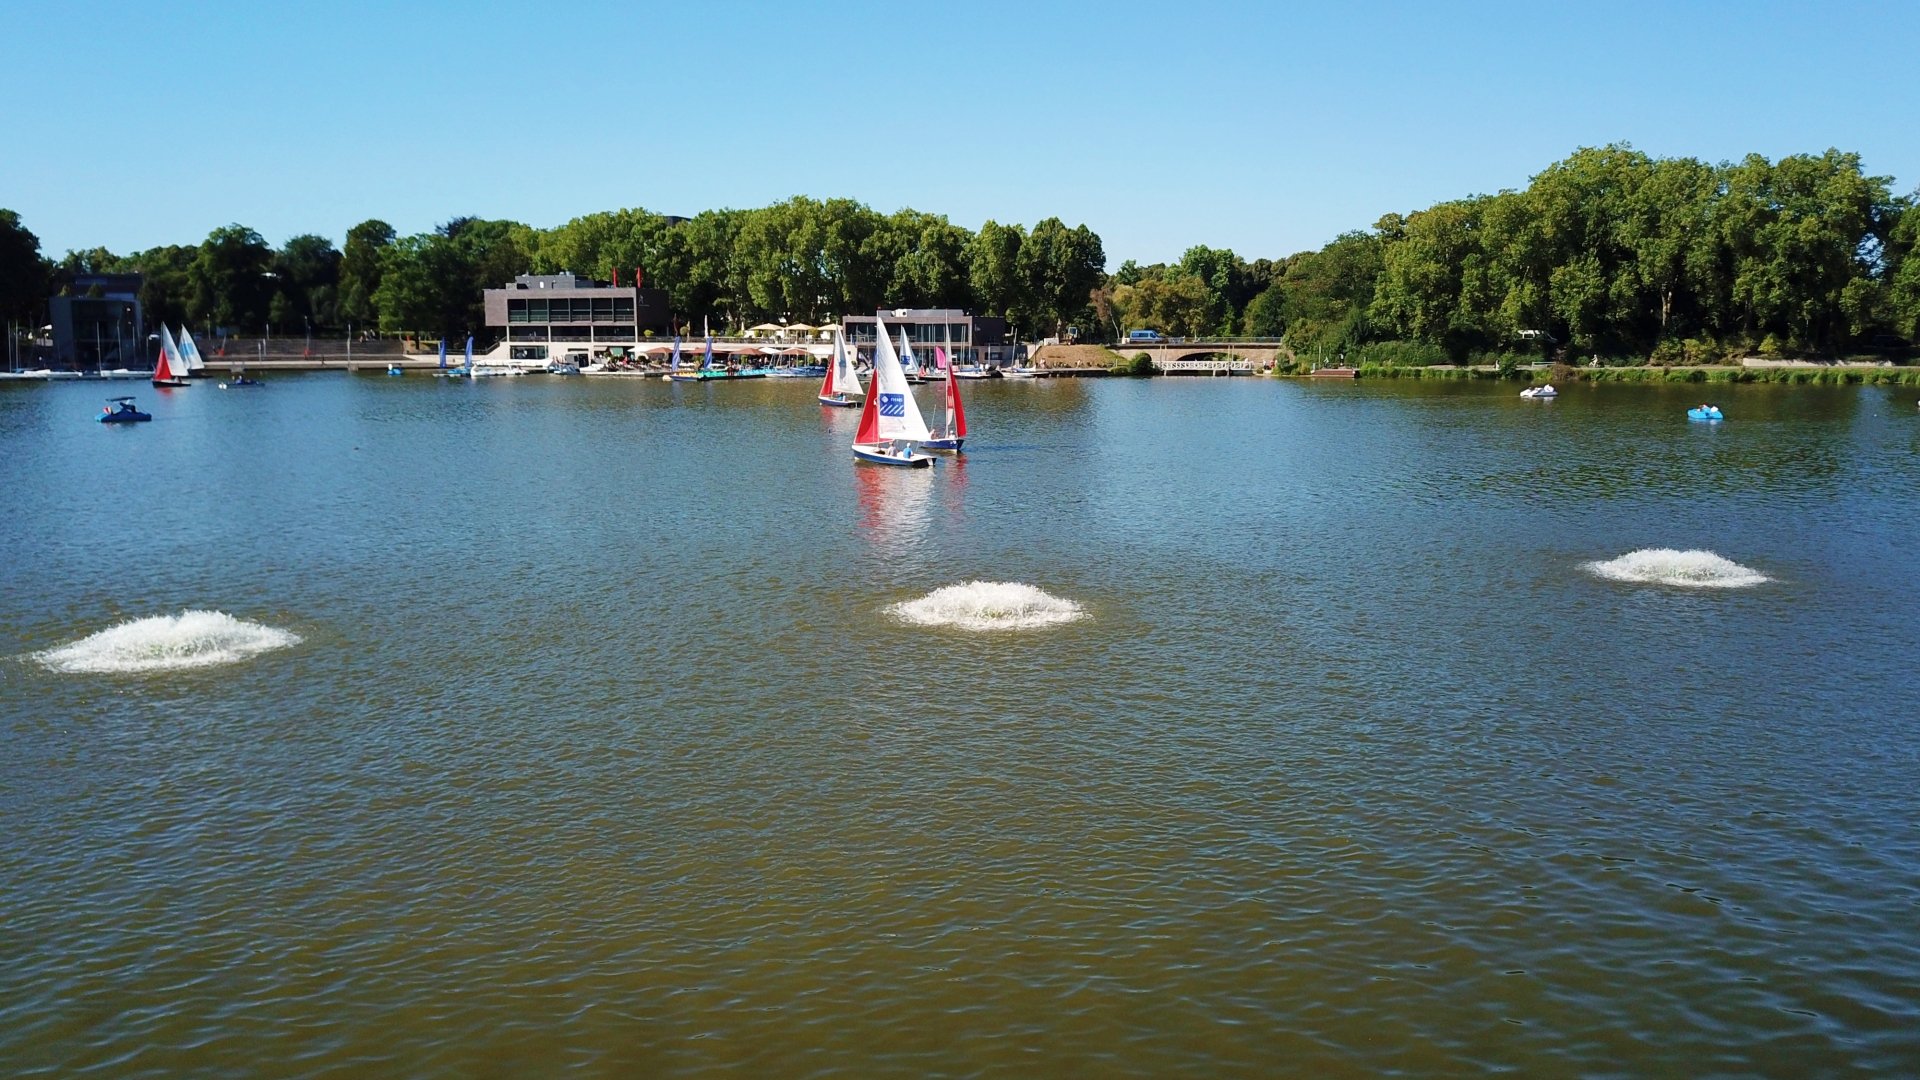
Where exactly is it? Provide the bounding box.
[878,393,906,417]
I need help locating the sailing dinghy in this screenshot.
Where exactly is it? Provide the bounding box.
[152,326,190,387]
[818,331,865,407]
[922,347,968,452]
[178,328,209,378]
[851,317,935,467]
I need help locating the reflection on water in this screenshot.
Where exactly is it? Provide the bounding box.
[3,374,1920,1076]
[853,460,935,552]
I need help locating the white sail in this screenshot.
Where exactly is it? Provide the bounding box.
[178,328,207,372]
[829,332,864,397]
[159,325,187,376]
[898,328,919,376]
[870,317,931,442]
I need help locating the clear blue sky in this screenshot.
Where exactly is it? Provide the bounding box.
[5,0,1915,268]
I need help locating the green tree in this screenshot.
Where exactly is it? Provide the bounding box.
[189,225,274,332]
[1883,193,1920,341]
[338,219,395,330]
[0,209,50,328]
[966,220,1027,318]
[887,210,973,310]
[274,234,342,330]
[1017,218,1105,335]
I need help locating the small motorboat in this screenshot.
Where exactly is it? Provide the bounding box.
[1519,384,1558,399]
[387,364,405,376]
[1687,405,1725,421]
[220,375,264,389]
[1000,366,1041,379]
[99,396,151,423]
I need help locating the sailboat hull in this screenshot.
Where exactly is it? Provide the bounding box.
[852,443,935,468]
[818,393,860,407]
[921,437,964,452]
[151,377,190,387]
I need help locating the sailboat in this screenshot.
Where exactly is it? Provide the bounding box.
[659,335,683,381]
[818,331,864,407]
[433,337,461,378]
[668,336,714,381]
[922,347,968,452]
[152,326,190,387]
[178,328,209,378]
[851,317,935,467]
[898,328,929,383]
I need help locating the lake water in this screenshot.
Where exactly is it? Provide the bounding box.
[3,373,1919,1076]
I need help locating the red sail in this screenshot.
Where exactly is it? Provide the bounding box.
[820,364,836,399]
[946,365,967,439]
[153,346,174,381]
[852,375,881,444]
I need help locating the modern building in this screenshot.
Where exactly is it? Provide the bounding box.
[841,308,1013,368]
[49,272,144,370]
[482,272,673,364]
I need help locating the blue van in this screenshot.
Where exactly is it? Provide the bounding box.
[1127,329,1164,343]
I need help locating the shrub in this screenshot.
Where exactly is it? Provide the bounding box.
[1129,352,1155,377]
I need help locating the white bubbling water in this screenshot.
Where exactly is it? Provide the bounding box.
[34,610,302,673]
[1583,549,1770,589]
[889,581,1088,631]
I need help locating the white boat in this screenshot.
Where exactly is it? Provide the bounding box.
[922,347,968,452]
[1001,365,1041,379]
[818,331,865,407]
[851,316,935,467]
[152,327,190,387]
[1520,384,1557,399]
[178,328,209,377]
[898,328,930,383]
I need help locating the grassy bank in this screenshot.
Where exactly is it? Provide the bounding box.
[1316,364,1920,386]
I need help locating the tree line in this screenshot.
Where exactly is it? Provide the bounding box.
[4,144,1916,360]
[1,200,1106,344]
[1109,145,1918,361]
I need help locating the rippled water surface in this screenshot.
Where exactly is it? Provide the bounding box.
[4,375,1919,1076]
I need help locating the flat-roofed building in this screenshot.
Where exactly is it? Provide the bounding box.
[841,308,1012,368]
[50,272,144,370]
[483,272,673,364]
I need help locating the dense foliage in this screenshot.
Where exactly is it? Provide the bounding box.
[4,143,1915,359]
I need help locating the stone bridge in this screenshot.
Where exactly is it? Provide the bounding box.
[1118,340,1289,373]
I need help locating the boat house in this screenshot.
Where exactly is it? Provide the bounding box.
[841,309,1014,369]
[49,272,145,370]
[483,273,673,365]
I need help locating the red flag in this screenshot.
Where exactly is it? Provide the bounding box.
[611,267,619,287]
